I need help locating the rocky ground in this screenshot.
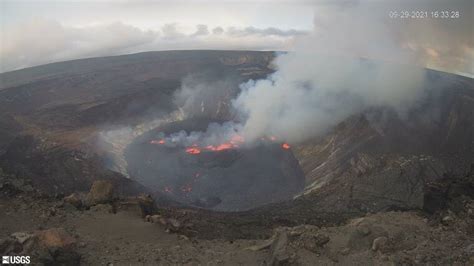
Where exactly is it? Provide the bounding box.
[1,170,473,265]
[0,51,473,265]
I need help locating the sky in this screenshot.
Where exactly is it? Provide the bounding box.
[0,0,473,76]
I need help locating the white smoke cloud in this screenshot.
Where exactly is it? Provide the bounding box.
[234,55,425,143]
[167,0,434,145]
[136,0,473,148]
[174,74,238,119]
[232,1,429,143]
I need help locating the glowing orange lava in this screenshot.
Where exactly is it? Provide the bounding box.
[205,143,233,151]
[282,143,290,149]
[185,147,201,154]
[185,134,244,154]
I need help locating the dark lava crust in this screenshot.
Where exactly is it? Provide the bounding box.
[125,120,305,211]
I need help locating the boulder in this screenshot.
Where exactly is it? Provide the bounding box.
[314,233,330,246]
[441,215,453,225]
[64,193,84,209]
[86,180,114,206]
[33,228,80,265]
[0,237,22,254]
[298,232,330,254]
[11,232,34,244]
[36,228,76,250]
[164,218,183,233]
[270,230,290,265]
[115,194,155,217]
[137,194,155,217]
[372,236,388,252]
[1,228,80,265]
[149,214,162,223]
[246,239,274,251]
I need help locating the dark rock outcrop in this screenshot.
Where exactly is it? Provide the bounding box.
[294,73,474,212]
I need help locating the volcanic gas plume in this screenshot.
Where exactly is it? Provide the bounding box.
[119,1,435,212]
[165,0,430,147]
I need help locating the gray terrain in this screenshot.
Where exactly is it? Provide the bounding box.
[0,50,473,265]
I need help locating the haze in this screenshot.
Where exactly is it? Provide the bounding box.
[0,0,472,77]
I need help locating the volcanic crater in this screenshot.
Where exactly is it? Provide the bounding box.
[124,119,305,211]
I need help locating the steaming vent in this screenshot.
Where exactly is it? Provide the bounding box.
[124,119,304,211]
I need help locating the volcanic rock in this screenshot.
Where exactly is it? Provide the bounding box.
[246,239,274,251]
[423,168,474,214]
[0,50,472,265]
[149,214,163,224]
[356,224,371,236]
[86,180,114,206]
[465,244,474,256]
[441,215,454,226]
[41,207,57,217]
[1,228,80,265]
[293,76,474,213]
[115,194,156,217]
[137,194,155,217]
[64,193,84,209]
[89,203,114,213]
[11,232,34,244]
[0,237,22,254]
[0,171,35,196]
[126,119,305,211]
[166,218,182,231]
[314,233,330,247]
[36,228,76,250]
[270,229,291,265]
[340,248,350,255]
[33,228,80,265]
[372,236,388,252]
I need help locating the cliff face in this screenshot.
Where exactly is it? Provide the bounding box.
[0,50,472,214]
[0,51,273,130]
[294,71,474,212]
[0,51,274,196]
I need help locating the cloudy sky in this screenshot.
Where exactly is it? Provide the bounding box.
[0,0,472,76]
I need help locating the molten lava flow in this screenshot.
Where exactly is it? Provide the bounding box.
[186,147,201,154]
[205,143,233,151]
[150,139,165,145]
[282,143,291,149]
[185,134,244,154]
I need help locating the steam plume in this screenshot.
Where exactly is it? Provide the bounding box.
[172,1,428,145]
